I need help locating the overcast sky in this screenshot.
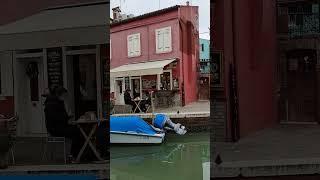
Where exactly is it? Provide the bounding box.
[110,0,210,39]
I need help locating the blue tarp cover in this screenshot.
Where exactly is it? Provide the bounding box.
[153,114,168,129]
[110,116,157,135]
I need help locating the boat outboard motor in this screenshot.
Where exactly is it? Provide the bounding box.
[153,114,187,135]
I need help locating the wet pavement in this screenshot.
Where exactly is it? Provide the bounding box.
[212,124,320,178]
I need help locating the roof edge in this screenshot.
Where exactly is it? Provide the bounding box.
[45,0,108,11]
[111,5,180,27]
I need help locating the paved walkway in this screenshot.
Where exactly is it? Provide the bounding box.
[212,124,320,178]
[155,100,210,113]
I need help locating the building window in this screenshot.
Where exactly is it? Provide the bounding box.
[160,71,172,90]
[155,26,172,54]
[201,44,204,51]
[127,33,141,57]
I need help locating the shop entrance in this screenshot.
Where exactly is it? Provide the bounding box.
[15,57,46,137]
[286,49,316,123]
[66,54,97,120]
[199,77,210,100]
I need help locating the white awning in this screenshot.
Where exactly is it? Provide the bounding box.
[0,1,108,51]
[111,59,176,77]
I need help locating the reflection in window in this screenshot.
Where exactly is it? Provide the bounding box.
[160,72,171,90]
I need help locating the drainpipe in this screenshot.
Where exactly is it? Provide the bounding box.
[179,9,186,106]
[231,0,240,141]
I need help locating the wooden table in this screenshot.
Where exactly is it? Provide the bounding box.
[71,119,105,163]
[133,99,146,113]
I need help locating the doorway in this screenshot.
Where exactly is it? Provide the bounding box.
[115,78,124,105]
[15,57,46,137]
[67,54,97,120]
[130,77,141,98]
[199,77,210,100]
[286,49,316,122]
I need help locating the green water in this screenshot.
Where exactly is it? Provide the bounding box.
[110,132,210,180]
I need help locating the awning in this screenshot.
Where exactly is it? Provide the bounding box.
[0,1,108,51]
[111,59,176,78]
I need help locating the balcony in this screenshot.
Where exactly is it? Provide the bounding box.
[288,13,320,38]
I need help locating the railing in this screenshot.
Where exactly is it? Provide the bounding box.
[288,13,320,38]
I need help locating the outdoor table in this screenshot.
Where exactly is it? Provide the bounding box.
[133,98,147,113]
[71,118,105,163]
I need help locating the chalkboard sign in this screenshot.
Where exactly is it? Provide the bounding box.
[47,47,63,88]
[124,77,130,90]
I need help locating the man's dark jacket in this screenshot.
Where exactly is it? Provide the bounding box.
[44,95,69,136]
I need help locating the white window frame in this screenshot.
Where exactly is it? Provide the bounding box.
[127,33,141,58]
[155,26,172,54]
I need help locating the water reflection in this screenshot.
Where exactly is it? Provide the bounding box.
[110,133,209,180]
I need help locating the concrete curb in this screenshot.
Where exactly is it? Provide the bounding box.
[212,158,320,178]
[112,112,210,118]
[0,164,108,179]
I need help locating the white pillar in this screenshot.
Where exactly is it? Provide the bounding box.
[157,74,161,90]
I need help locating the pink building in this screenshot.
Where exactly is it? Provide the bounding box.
[110,5,199,107]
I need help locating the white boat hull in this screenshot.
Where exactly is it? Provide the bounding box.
[110,131,165,144]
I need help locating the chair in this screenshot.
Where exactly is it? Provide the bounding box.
[42,134,66,164]
[6,116,18,165]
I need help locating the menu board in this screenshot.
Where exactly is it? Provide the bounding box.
[125,77,130,90]
[47,47,63,88]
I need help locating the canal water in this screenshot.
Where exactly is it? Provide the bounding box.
[110,132,210,180]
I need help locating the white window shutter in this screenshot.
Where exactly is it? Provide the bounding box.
[156,27,171,53]
[158,30,164,51]
[136,34,141,55]
[164,27,172,52]
[127,36,131,56]
[156,30,161,52]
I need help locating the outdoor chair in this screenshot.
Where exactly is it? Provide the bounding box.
[2,115,18,165]
[42,134,66,164]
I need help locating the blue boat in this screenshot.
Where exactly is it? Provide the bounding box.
[110,114,186,144]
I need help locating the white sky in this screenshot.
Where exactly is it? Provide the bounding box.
[110,0,210,39]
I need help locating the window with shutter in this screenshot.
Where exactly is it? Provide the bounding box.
[156,26,172,54]
[127,33,141,57]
